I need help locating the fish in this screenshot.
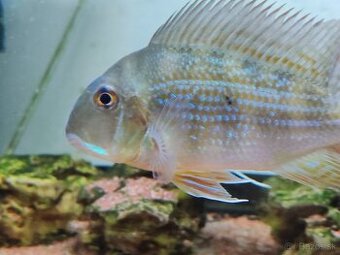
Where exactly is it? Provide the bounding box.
[66,0,340,203]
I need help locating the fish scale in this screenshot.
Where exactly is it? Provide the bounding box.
[148,48,337,122]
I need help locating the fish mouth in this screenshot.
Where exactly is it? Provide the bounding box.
[66,133,86,149]
[66,133,109,158]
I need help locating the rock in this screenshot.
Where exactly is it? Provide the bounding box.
[0,156,205,254]
[193,214,280,255]
[0,237,96,255]
[82,176,204,255]
[0,155,100,246]
[101,163,147,178]
[260,177,340,255]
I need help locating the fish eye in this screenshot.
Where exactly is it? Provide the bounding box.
[94,87,119,109]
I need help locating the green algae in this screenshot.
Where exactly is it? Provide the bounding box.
[328,208,340,227]
[265,177,337,208]
[0,155,98,178]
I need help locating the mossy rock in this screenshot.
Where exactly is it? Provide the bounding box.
[264,177,337,208]
[0,155,100,246]
[0,195,73,245]
[0,156,204,253]
[0,155,98,178]
[101,200,201,255]
[82,177,204,255]
[98,163,147,178]
[260,177,340,254]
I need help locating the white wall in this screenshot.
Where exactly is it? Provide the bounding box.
[0,0,339,164]
[0,0,80,152]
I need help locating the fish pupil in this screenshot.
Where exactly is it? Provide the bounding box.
[99,93,112,105]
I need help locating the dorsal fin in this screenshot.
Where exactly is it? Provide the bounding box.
[150,0,340,79]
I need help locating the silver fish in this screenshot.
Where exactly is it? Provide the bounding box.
[66,0,340,202]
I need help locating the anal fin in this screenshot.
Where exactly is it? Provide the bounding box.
[230,170,273,189]
[173,170,248,203]
[276,148,340,190]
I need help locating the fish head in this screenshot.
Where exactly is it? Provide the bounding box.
[66,73,149,164]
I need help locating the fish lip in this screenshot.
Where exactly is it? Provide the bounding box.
[66,133,91,153]
[66,133,83,147]
[66,133,112,160]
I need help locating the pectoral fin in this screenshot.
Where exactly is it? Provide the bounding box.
[276,148,340,189]
[139,94,189,182]
[173,170,249,203]
[142,124,177,182]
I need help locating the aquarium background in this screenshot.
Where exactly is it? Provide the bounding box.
[0,0,339,164]
[0,1,339,254]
